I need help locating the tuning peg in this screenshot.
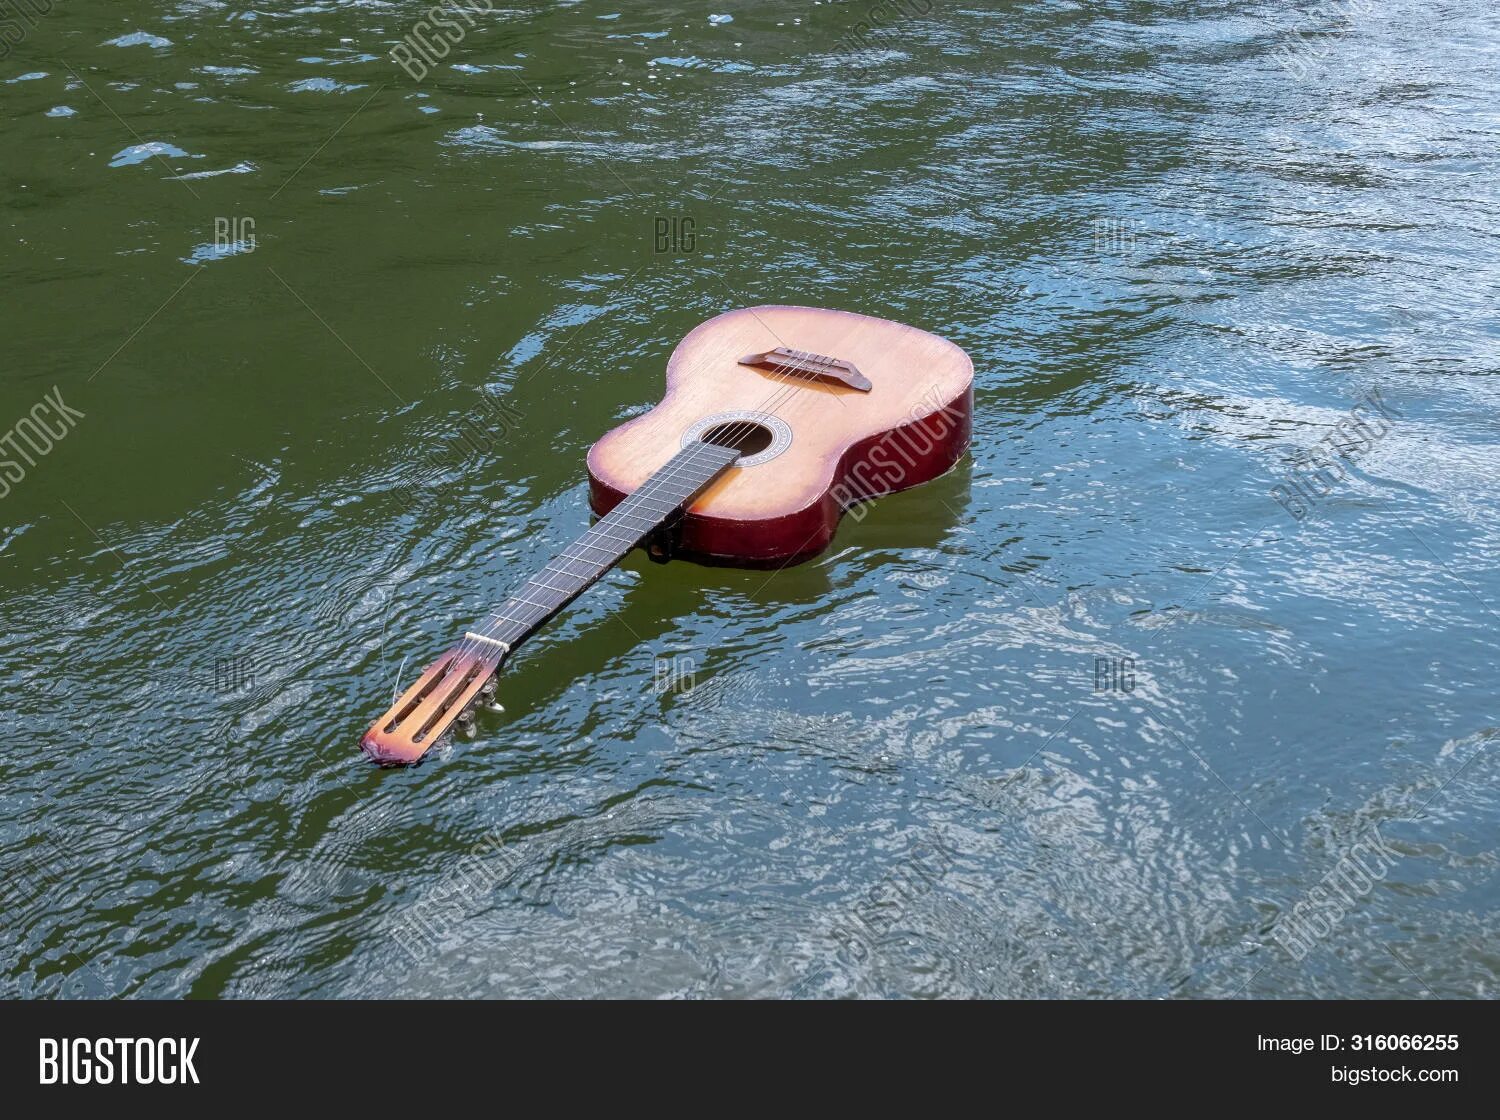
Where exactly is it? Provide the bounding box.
[479,676,504,713]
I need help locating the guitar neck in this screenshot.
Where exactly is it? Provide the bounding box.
[475,439,741,652]
[362,439,740,763]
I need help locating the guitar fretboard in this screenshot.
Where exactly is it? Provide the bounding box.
[471,440,741,650]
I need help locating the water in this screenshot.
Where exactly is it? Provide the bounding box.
[2,1,1496,999]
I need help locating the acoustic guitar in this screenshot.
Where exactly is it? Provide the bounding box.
[362,305,973,764]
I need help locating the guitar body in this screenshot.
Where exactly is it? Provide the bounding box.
[362,305,971,764]
[587,305,974,566]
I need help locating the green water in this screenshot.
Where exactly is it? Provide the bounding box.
[2,1,1497,998]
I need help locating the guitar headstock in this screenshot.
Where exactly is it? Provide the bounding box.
[360,637,507,765]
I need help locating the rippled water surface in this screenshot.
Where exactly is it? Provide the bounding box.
[3,1,1497,998]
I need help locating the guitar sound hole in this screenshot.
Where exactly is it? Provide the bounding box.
[701,421,773,457]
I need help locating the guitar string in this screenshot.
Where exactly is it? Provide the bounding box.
[400,351,826,731]
[399,391,814,741]
[456,351,812,658]
[432,353,821,696]
[467,349,821,636]
[420,354,822,730]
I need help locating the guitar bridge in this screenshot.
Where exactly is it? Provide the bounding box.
[739,347,872,392]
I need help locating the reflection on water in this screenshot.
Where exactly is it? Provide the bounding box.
[1,0,1497,998]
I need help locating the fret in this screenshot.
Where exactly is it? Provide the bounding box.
[634,474,696,502]
[568,538,619,560]
[609,508,663,532]
[593,522,649,546]
[542,560,595,583]
[517,590,561,611]
[530,572,577,594]
[494,603,546,626]
[626,490,682,513]
[556,553,609,576]
[630,495,681,519]
[633,478,694,506]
